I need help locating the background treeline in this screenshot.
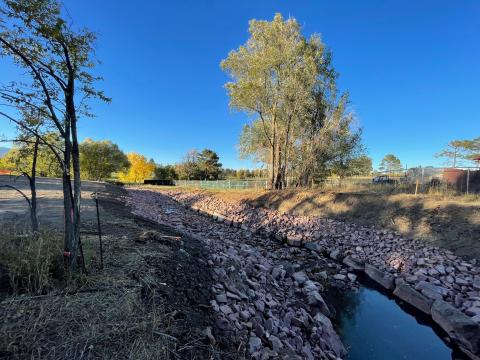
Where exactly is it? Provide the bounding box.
[1,141,373,182]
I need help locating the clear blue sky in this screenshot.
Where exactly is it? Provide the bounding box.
[1,0,479,169]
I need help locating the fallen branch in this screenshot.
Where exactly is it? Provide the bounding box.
[153,331,178,342]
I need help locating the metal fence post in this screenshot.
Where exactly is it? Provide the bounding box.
[467,169,470,195]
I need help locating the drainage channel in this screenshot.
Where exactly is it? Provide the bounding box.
[325,276,469,360]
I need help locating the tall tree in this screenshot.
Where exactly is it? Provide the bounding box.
[154,164,178,180]
[118,152,155,183]
[333,155,373,178]
[436,140,470,168]
[197,149,222,180]
[379,154,402,173]
[222,13,322,189]
[436,137,480,167]
[0,0,109,269]
[79,138,129,181]
[223,13,362,188]
[175,149,201,180]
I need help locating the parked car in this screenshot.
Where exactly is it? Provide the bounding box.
[372,175,396,184]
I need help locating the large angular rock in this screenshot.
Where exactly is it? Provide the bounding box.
[306,291,331,317]
[431,300,480,355]
[292,271,308,286]
[304,241,321,251]
[329,249,343,261]
[393,283,432,315]
[249,335,263,353]
[343,256,365,272]
[365,264,395,290]
[313,313,347,358]
[287,236,302,247]
[415,281,449,300]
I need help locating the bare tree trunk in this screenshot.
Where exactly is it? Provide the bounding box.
[70,106,83,270]
[274,140,282,189]
[269,120,277,190]
[62,142,77,269]
[29,137,39,234]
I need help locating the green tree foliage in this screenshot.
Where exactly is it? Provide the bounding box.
[340,155,373,177]
[154,164,178,180]
[222,13,363,188]
[379,154,402,173]
[175,149,201,180]
[197,149,222,180]
[436,137,480,167]
[79,138,129,181]
[221,168,266,179]
[175,149,224,180]
[1,133,62,177]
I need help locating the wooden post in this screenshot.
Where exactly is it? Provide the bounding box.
[421,168,425,192]
[415,179,419,196]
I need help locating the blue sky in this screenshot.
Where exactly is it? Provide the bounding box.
[1,0,479,169]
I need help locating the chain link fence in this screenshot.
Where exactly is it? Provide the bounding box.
[318,167,480,195]
[159,166,480,194]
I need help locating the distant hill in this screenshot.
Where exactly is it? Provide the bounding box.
[0,147,9,157]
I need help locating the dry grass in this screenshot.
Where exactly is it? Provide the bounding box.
[0,222,63,294]
[0,188,223,360]
[0,287,177,359]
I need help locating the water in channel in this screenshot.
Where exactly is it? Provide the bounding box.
[327,279,468,360]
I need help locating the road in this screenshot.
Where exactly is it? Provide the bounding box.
[0,175,106,229]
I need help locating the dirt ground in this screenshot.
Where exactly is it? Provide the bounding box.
[0,184,231,359]
[0,175,102,228]
[147,186,480,260]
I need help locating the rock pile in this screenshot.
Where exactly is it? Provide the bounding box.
[147,189,480,358]
[161,190,480,324]
[127,189,347,359]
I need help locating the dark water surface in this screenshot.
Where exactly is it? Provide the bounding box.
[327,281,464,360]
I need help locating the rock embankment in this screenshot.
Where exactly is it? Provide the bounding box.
[156,189,480,358]
[127,189,347,359]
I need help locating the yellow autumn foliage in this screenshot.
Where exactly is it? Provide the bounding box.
[118,152,155,183]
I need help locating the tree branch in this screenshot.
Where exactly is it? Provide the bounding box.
[0,184,31,208]
[0,36,66,138]
[0,111,64,168]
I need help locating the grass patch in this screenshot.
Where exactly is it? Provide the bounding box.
[0,222,63,295]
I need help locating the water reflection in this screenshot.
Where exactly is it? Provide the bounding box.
[326,280,462,360]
